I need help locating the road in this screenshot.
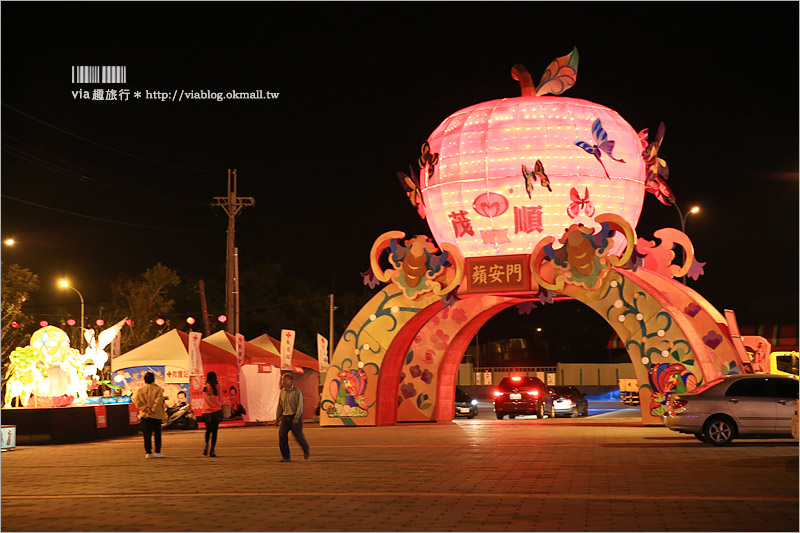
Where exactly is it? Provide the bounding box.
[461,400,641,420]
[2,411,797,532]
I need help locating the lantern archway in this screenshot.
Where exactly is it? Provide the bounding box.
[322,51,759,427]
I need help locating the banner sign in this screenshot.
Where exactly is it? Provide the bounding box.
[164,366,189,383]
[128,402,140,425]
[111,331,121,359]
[1,425,17,450]
[258,364,273,374]
[483,371,492,386]
[464,254,531,294]
[188,332,203,376]
[235,333,246,367]
[280,329,295,371]
[94,405,108,428]
[317,334,329,374]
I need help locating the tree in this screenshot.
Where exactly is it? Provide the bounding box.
[111,263,181,352]
[1,262,40,393]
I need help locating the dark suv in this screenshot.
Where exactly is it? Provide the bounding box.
[493,376,554,419]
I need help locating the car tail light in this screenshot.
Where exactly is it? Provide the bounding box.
[560,399,573,406]
[670,398,688,409]
[526,390,539,396]
[492,391,504,397]
[511,376,522,382]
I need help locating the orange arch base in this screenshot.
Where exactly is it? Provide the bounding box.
[321,222,751,427]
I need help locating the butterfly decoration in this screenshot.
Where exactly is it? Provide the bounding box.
[521,159,552,197]
[639,123,675,206]
[512,47,580,97]
[567,187,595,218]
[418,141,439,179]
[396,164,426,219]
[574,119,625,179]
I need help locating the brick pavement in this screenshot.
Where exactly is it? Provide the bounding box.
[1,417,798,532]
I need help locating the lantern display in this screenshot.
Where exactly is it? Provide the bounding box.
[418,55,646,258]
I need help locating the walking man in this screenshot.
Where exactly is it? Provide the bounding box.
[133,371,167,458]
[276,373,310,462]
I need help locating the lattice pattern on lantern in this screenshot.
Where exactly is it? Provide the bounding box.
[423,97,646,258]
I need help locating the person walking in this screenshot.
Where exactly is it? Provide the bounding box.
[276,373,310,462]
[133,371,167,459]
[202,371,223,457]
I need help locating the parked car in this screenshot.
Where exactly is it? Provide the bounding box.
[493,376,554,420]
[549,386,588,417]
[454,387,478,419]
[664,374,799,445]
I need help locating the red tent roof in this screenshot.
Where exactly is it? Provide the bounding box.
[249,333,319,371]
[174,329,238,365]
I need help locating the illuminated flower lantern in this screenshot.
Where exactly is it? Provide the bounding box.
[418,48,646,257]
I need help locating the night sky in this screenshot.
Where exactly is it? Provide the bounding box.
[2,2,798,358]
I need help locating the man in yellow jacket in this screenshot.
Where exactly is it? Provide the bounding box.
[133,371,168,458]
[275,373,310,462]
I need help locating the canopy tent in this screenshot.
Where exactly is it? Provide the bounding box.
[248,333,320,420]
[204,331,319,422]
[111,329,238,417]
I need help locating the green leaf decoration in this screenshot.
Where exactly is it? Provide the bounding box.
[671,350,681,362]
[683,359,694,368]
[535,46,579,96]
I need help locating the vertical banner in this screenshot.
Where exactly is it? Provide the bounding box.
[128,402,140,425]
[317,334,329,374]
[235,333,246,368]
[188,332,203,376]
[280,329,295,371]
[94,405,108,428]
[111,331,121,359]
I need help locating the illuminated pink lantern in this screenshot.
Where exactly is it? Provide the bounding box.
[217,315,227,324]
[125,319,134,326]
[67,318,76,326]
[155,318,165,326]
[95,319,105,327]
[186,316,196,326]
[421,65,646,258]
[39,320,48,327]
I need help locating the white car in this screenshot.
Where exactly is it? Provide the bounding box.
[664,374,798,445]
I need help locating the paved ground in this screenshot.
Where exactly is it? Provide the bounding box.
[2,413,798,532]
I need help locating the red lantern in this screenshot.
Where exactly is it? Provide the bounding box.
[67,318,76,326]
[155,318,165,326]
[96,319,105,327]
[39,320,48,327]
[217,315,228,323]
[125,319,134,326]
[10,320,19,328]
[186,316,196,325]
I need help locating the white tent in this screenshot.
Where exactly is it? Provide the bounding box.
[204,330,281,423]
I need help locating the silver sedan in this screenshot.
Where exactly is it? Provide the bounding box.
[664,374,798,445]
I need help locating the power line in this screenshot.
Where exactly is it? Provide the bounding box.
[2,144,209,207]
[2,102,224,174]
[1,194,223,233]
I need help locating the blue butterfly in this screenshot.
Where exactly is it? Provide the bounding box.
[574,119,625,179]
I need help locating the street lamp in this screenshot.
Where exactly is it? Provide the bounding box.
[4,238,15,246]
[59,280,85,352]
[669,202,700,283]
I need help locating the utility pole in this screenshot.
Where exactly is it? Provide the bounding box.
[328,293,335,364]
[198,280,211,337]
[212,169,254,334]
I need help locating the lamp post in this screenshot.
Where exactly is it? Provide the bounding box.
[669,202,700,284]
[59,280,85,352]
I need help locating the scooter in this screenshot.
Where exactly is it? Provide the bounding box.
[163,402,198,430]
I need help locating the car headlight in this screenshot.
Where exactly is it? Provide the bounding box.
[471,399,478,405]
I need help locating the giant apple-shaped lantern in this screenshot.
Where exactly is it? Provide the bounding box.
[419,53,646,258]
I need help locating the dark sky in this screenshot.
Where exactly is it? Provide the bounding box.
[2,2,798,347]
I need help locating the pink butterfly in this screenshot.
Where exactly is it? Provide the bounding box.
[567,187,595,218]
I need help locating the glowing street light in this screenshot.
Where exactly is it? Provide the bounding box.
[4,238,15,246]
[668,202,701,284]
[58,280,85,352]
